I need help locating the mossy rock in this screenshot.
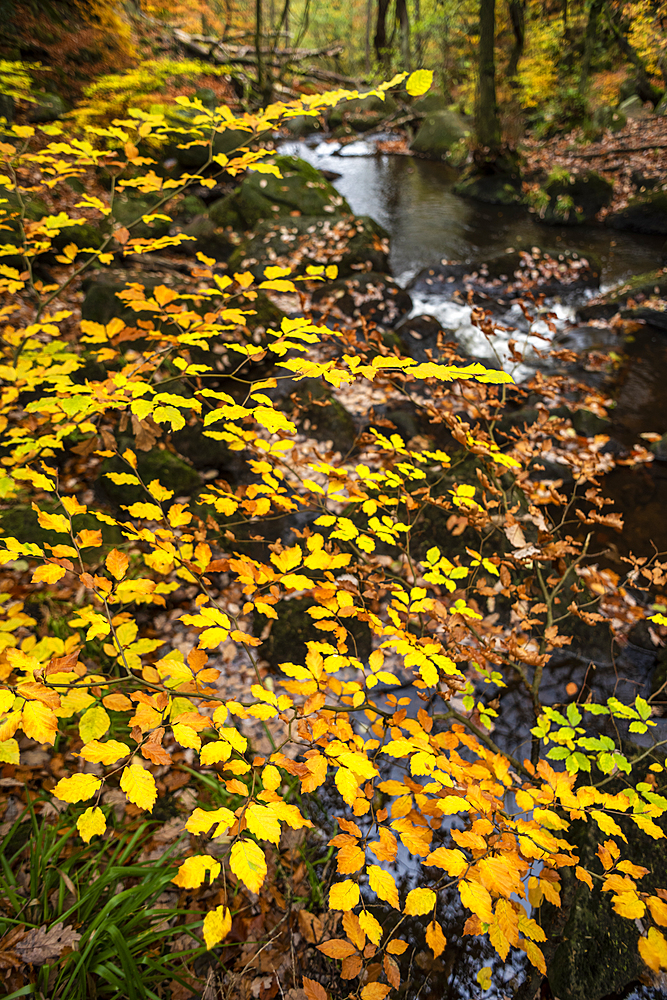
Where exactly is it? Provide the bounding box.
[578,267,667,320]
[592,106,627,132]
[409,110,469,158]
[177,215,235,261]
[81,273,181,328]
[254,596,372,669]
[111,195,171,240]
[98,447,200,507]
[282,114,323,136]
[411,92,451,114]
[177,194,208,219]
[606,190,667,235]
[209,155,350,231]
[51,221,104,252]
[287,381,356,452]
[227,214,389,279]
[537,169,614,225]
[27,92,67,122]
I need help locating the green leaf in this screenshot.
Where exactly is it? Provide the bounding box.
[566,703,582,726]
[547,747,570,760]
[406,69,434,97]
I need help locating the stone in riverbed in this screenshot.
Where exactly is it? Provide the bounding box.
[605,190,667,235]
[409,109,469,159]
[577,267,667,321]
[208,155,349,230]
[535,169,613,226]
[310,272,412,329]
[227,214,390,279]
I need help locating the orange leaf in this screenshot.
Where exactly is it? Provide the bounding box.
[425,920,446,958]
[384,954,400,989]
[360,985,390,1000]
[386,939,408,955]
[317,939,357,959]
[337,843,365,874]
[106,549,129,580]
[302,977,328,1000]
[32,563,67,584]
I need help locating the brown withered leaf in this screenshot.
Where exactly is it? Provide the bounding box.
[340,953,363,979]
[302,978,327,1000]
[131,414,160,451]
[16,922,81,965]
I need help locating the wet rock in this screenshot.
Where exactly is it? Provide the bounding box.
[394,314,455,363]
[27,92,67,122]
[536,169,613,225]
[287,381,356,452]
[112,194,171,240]
[282,114,323,136]
[454,151,522,205]
[577,268,667,321]
[209,155,349,231]
[177,215,235,261]
[411,92,451,115]
[228,214,389,279]
[570,407,611,436]
[409,110,469,159]
[310,272,412,329]
[606,190,667,235]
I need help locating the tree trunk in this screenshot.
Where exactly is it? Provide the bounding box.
[507,0,525,78]
[374,0,392,70]
[396,0,411,70]
[365,0,372,72]
[579,0,604,90]
[475,0,501,150]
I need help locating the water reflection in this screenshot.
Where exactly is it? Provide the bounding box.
[278,138,665,284]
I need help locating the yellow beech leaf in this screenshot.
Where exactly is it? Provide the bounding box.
[185,807,236,838]
[337,842,365,874]
[459,880,493,924]
[648,896,667,926]
[359,911,383,945]
[79,705,110,743]
[36,510,70,533]
[230,839,267,894]
[404,887,436,915]
[367,865,399,909]
[329,879,360,911]
[77,806,106,843]
[262,764,281,791]
[203,905,232,949]
[639,927,667,972]
[200,740,233,764]
[102,693,133,711]
[106,549,129,580]
[32,564,67,584]
[426,846,468,875]
[172,722,202,751]
[120,762,157,812]
[406,69,434,96]
[477,967,492,991]
[172,855,221,888]
[425,920,446,959]
[53,773,102,803]
[0,738,19,764]
[78,739,130,765]
[612,892,645,919]
[245,803,281,844]
[335,766,358,806]
[22,701,58,744]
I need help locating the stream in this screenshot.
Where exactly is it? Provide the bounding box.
[279,138,667,1000]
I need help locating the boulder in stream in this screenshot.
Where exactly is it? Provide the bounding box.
[228,214,389,279]
[409,110,470,160]
[328,93,398,132]
[577,267,667,322]
[534,169,613,225]
[208,155,349,230]
[310,272,412,329]
[606,189,667,235]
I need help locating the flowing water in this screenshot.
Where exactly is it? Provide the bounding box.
[279,137,667,1000]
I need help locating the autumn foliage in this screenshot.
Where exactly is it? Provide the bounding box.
[1,69,666,998]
